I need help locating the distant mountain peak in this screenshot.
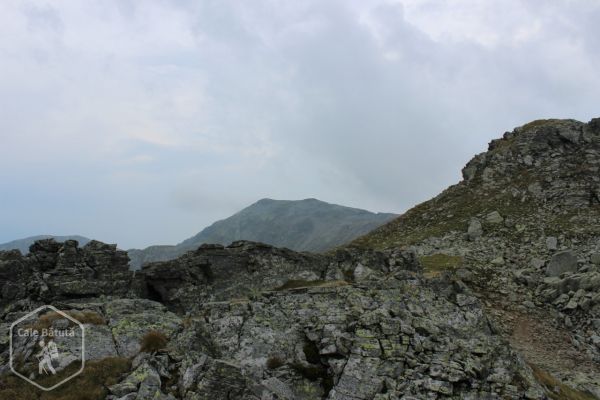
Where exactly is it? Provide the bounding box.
[128,198,397,268]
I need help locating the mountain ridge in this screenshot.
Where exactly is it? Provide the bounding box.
[128,197,397,268]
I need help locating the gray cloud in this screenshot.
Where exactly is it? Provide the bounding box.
[1,0,599,248]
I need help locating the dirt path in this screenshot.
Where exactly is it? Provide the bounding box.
[507,312,596,375]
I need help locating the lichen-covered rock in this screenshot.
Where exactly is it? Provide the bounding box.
[138,241,417,313]
[165,271,544,399]
[105,298,181,357]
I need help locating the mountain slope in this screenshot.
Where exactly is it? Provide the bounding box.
[128,198,396,268]
[352,117,600,396]
[354,118,600,250]
[0,234,91,253]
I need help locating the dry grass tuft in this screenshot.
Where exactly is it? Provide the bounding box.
[530,364,597,400]
[266,356,285,370]
[29,310,105,332]
[139,330,168,353]
[0,357,131,400]
[274,280,349,291]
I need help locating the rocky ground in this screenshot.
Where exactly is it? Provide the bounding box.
[1,117,599,399]
[0,238,548,399]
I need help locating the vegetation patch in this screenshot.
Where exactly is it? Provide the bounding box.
[529,364,597,400]
[0,357,131,400]
[266,356,285,370]
[520,119,563,132]
[419,254,463,278]
[351,169,542,250]
[139,330,169,353]
[28,310,105,331]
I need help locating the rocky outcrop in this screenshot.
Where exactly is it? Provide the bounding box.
[172,273,544,399]
[139,241,330,311]
[0,239,134,307]
[138,241,417,312]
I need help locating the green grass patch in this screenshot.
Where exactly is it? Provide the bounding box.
[520,119,563,132]
[351,167,542,250]
[419,254,463,278]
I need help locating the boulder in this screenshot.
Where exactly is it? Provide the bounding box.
[546,251,578,276]
[546,237,558,251]
[485,211,504,224]
[467,218,483,241]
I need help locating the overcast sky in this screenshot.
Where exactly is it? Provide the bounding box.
[1,0,599,248]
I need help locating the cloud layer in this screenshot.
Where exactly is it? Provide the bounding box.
[1,0,599,248]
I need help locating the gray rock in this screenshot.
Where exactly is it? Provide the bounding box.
[353,263,374,281]
[591,252,600,265]
[546,251,578,276]
[491,256,505,266]
[531,258,545,269]
[485,211,504,224]
[85,324,119,360]
[523,301,535,308]
[424,378,453,394]
[467,218,483,241]
[546,236,558,251]
[105,298,181,357]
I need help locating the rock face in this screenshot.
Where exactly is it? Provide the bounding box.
[176,274,540,399]
[0,239,134,307]
[139,241,423,313]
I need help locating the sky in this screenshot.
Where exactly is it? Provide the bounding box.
[1,0,599,249]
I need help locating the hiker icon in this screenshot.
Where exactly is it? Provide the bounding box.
[36,338,58,375]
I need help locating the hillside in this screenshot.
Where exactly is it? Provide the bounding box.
[353,117,600,396]
[354,118,600,250]
[128,198,396,268]
[0,234,91,253]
